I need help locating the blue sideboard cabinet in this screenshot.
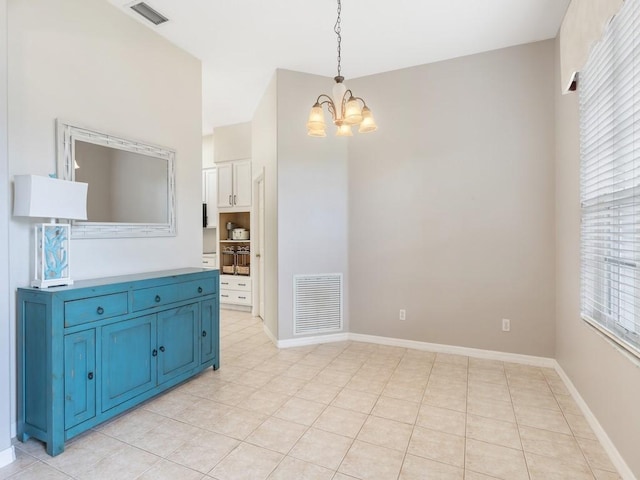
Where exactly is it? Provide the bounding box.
[17,268,220,456]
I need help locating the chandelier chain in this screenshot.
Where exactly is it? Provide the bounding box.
[335,0,342,78]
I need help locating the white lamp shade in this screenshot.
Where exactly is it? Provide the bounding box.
[344,98,363,125]
[14,175,88,220]
[336,123,353,137]
[358,107,378,133]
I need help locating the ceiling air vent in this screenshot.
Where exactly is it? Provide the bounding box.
[130,2,169,26]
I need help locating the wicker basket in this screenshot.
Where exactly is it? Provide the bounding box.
[222,265,235,274]
[236,266,250,276]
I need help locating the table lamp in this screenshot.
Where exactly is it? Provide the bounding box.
[13,175,88,288]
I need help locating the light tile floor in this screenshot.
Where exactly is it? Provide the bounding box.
[1,310,622,480]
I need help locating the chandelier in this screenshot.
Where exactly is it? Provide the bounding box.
[306,0,377,137]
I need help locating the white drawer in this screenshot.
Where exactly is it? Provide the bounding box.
[220,289,251,305]
[202,254,217,269]
[220,275,251,291]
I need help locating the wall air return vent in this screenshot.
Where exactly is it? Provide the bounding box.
[130,2,169,26]
[294,274,343,335]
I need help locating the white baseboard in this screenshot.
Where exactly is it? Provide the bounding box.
[0,445,15,469]
[276,332,350,349]
[554,362,637,480]
[275,330,555,367]
[262,323,278,346]
[347,333,557,368]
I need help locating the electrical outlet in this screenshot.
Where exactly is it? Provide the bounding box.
[502,318,511,332]
[399,309,406,321]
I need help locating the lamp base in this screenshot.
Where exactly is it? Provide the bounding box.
[33,223,73,288]
[31,278,74,289]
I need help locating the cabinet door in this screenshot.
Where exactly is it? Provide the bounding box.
[233,160,252,207]
[157,304,199,384]
[217,163,234,208]
[102,315,156,412]
[200,298,219,365]
[64,330,96,429]
[204,169,218,227]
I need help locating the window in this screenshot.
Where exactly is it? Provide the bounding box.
[580,0,640,358]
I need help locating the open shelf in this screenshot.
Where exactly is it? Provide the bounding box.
[219,211,251,278]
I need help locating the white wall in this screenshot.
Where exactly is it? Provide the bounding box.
[0,0,15,466]
[276,70,349,340]
[252,73,279,338]
[202,134,214,169]
[214,122,251,163]
[7,0,202,436]
[554,37,640,477]
[347,41,557,357]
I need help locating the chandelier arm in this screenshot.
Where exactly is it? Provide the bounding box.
[315,95,338,121]
[315,94,334,105]
[344,90,368,108]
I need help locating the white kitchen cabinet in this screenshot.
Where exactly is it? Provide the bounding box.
[217,160,251,208]
[220,275,251,306]
[202,254,217,269]
[203,168,218,228]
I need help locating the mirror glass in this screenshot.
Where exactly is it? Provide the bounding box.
[57,121,176,238]
[75,141,168,224]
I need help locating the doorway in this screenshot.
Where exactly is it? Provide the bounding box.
[253,170,265,321]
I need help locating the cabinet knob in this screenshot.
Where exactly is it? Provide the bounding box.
[159,346,165,352]
[197,286,203,293]
[202,330,207,337]
[88,372,94,380]
[96,306,104,315]
[155,295,161,303]
[152,349,158,357]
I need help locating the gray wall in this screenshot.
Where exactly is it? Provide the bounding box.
[276,70,350,340]
[7,0,202,437]
[252,73,279,338]
[347,40,557,357]
[554,38,640,477]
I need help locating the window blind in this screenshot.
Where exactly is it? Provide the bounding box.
[580,0,640,358]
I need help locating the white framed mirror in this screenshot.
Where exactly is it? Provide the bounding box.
[57,120,176,238]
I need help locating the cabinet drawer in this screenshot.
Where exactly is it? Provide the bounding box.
[64,293,128,327]
[220,289,251,305]
[133,279,216,311]
[220,276,251,291]
[132,284,180,311]
[179,279,217,298]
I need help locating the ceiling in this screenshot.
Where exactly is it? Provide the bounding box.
[106,0,570,134]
